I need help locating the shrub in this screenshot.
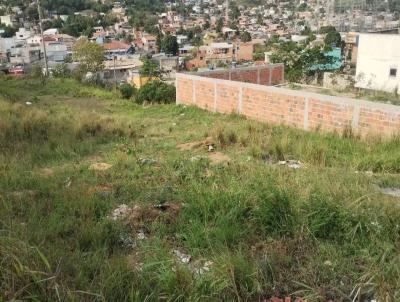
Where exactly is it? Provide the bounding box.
[136,80,175,104]
[52,63,71,78]
[119,83,136,99]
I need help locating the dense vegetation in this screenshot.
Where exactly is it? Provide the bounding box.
[0,77,400,301]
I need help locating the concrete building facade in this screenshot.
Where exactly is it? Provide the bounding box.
[355,34,400,93]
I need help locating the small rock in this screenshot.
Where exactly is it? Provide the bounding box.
[324,260,332,266]
[208,145,214,152]
[365,170,374,176]
[173,249,191,264]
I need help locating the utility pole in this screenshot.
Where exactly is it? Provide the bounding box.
[317,0,320,34]
[113,55,117,90]
[37,0,49,76]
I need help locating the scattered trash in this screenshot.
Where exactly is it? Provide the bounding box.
[180,113,185,116]
[324,260,333,266]
[278,160,301,169]
[109,202,182,228]
[25,101,32,106]
[110,204,132,221]
[172,123,177,126]
[137,230,146,240]
[64,177,72,188]
[208,145,214,152]
[192,260,213,276]
[378,187,400,198]
[89,163,112,171]
[173,249,191,264]
[365,170,374,176]
[138,157,157,165]
[208,152,231,165]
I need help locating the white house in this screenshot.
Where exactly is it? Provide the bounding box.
[355,34,400,93]
[0,15,13,26]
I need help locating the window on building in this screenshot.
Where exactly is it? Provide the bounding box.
[389,68,397,77]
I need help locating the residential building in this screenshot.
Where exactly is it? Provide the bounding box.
[355,34,400,93]
[46,42,68,62]
[103,40,134,59]
[141,34,157,53]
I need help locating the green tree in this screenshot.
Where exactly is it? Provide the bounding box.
[269,41,330,82]
[136,80,175,104]
[0,24,17,38]
[229,2,240,20]
[216,17,224,33]
[240,31,252,42]
[139,58,162,78]
[52,63,70,78]
[324,30,342,48]
[161,34,178,55]
[119,83,136,99]
[73,38,104,74]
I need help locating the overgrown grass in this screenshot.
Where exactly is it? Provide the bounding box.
[0,77,399,301]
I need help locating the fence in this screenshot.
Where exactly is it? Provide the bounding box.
[176,72,400,137]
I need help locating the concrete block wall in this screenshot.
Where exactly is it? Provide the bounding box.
[176,73,400,137]
[193,64,284,86]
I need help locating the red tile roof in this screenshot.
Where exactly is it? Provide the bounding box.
[102,41,131,50]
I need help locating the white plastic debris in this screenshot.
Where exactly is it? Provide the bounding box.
[173,249,191,264]
[138,157,157,165]
[26,101,32,106]
[137,230,146,240]
[277,160,301,169]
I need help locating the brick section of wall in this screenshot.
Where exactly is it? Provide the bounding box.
[194,64,284,86]
[194,79,215,111]
[307,98,354,132]
[215,83,240,114]
[241,88,305,129]
[176,73,400,138]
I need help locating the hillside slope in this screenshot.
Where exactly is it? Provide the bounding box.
[0,77,399,301]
